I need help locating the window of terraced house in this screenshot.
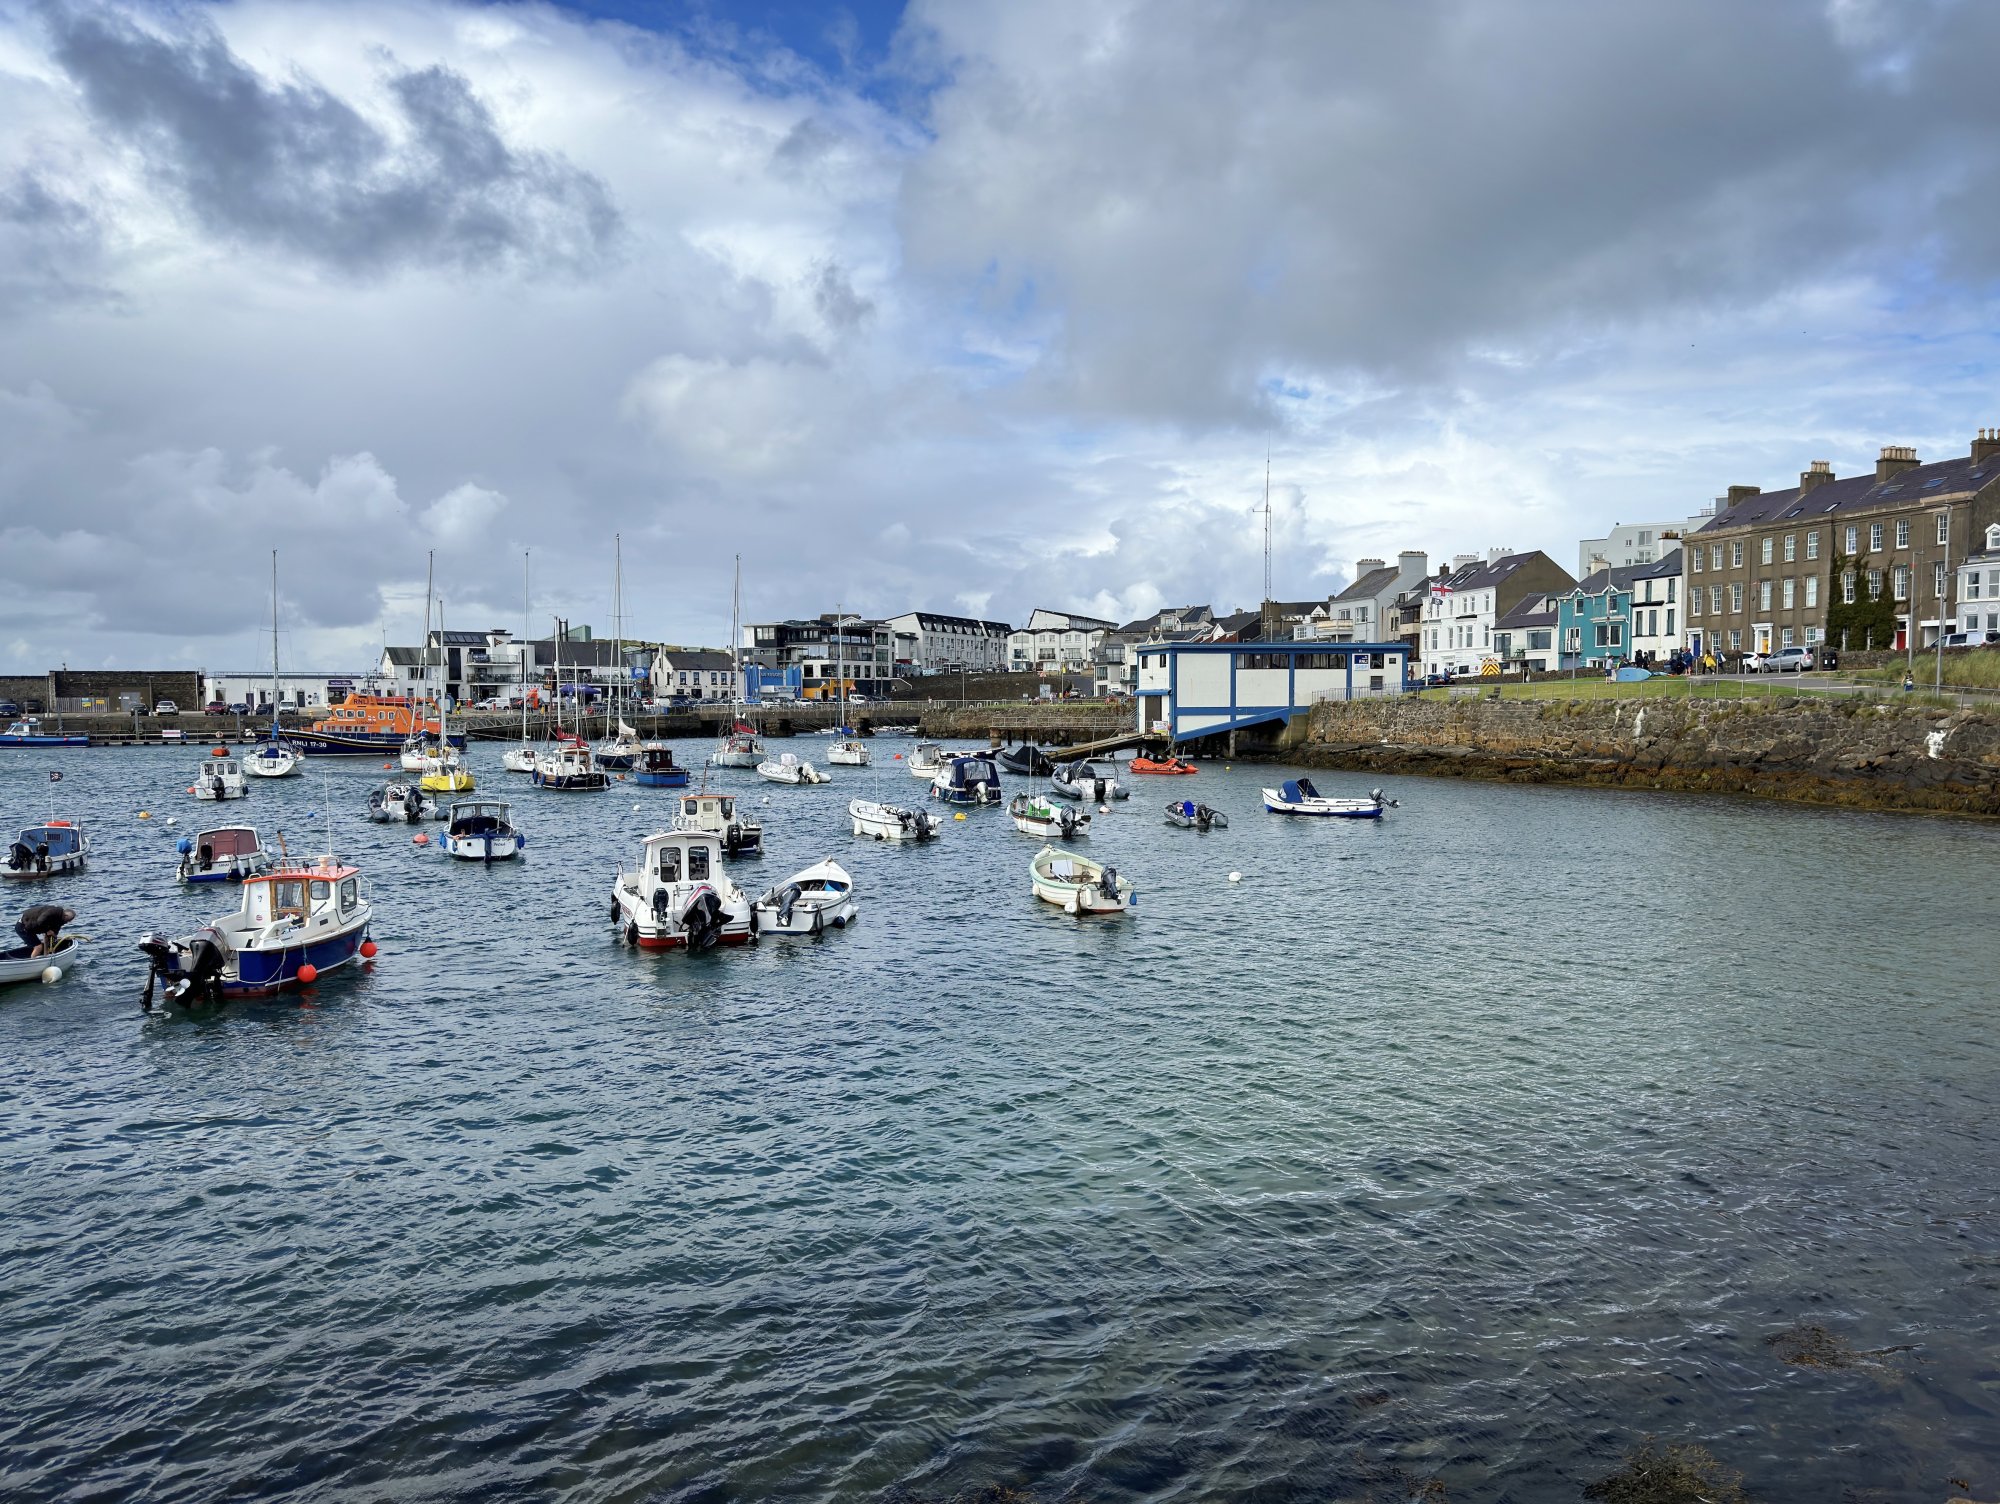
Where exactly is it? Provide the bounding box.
[1730,582,1743,612]
[1759,580,1772,610]
[1783,535,1796,562]
[1781,626,1795,647]
[1730,541,1744,568]
[1710,543,1723,570]
[1729,629,1741,650]
[1690,590,1702,617]
[1867,569,1882,600]
[1845,525,1858,553]
[1870,522,1884,551]
[1806,577,1819,608]
[1935,561,1947,599]
[1937,513,1950,546]
[1709,584,1722,614]
[1782,578,1795,609]
[1693,549,1703,572]
[1893,565,1909,600]
[1896,518,1911,548]
[1761,537,1774,565]
[1666,609,1675,635]
[1806,531,1820,560]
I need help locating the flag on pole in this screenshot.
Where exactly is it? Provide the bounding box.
[1429,581,1454,600]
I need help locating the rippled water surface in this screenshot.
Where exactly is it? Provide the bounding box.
[2,739,1998,1502]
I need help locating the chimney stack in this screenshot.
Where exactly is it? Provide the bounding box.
[1974,428,2000,465]
[1876,444,1919,481]
[1726,484,1761,508]
[1486,546,1513,564]
[1799,460,1833,495]
[1354,557,1385,581]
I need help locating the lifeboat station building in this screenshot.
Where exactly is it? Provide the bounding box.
[1134,639,1410,745]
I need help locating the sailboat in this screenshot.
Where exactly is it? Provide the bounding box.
[243,551,301,778]
[533,616,609,792]
[596,535,642,772]
[503,551,539,774]
[710,554,764,768]
[827,607,869,766]
[417,561,474,795]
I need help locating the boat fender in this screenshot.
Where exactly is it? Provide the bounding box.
[625,921,639,946]
[609,896,621,922]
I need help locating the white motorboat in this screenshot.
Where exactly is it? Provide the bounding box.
[193,753,248,801]
[849,800,940,842]
[533,743,610,792]
[930,753,1002,805]
[752,859,857,937]
[502,745,540,774]
[1028,845,1133,916]
[1,934,84,986]
[3,822,88,880]
[444,800,526,862]
[1261,778,1397,819]
[611,823,756,951]
[908,741,945,778]
[1164,799,1228,831]
[242,551,302,778]
[1011,793,1089,839]
[827,737,871,766]
[758,753,829,785]
[368,783,439,823]
[399,733,432,773]
[711,728,764,767]
[176,825,271,884]
[138,853,375,1004]
[675,790,762,856]
[1050,759,1124,802]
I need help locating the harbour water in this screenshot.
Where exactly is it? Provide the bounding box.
[2,740,1997,1501]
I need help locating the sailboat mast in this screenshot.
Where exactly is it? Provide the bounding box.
[520,551,530,744]
[422,552,436,743]
[613,534,623,740]
[270,550,281,736]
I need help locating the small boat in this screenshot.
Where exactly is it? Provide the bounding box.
[176,826,271,883]
[676,790,762,856]
[138,854,375,1004]
[399,732,433,774]
[595,720,642,772]
[192,753,248,801]
[611,824,756,950]
[0,718,87,748]
[996,744,1054,776]
[907,741,946,778]
[419,748,475,795]
[634,745,690,788]
[501,744,541,774]
[443,800,526,862]
[367,783,438,823]
[1010,793,1089,839]
[3,822,89,880]
[1164,799,1228,831]
[2,933,83,985]
[758,753,830,785]
[1050,759,1123,802]
[1130,755,1197,775]
[242,740,301,778]
[849,800,939,841]
[827,738,871,766]
[711,728,764,768]
[752,859,857,936]
[1261,778,1397,818]
[1028,845,1133,916]
[931,753,1002,805]
[533,743,610,792]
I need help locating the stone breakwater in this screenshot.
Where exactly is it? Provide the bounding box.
[1303,694,2000,815]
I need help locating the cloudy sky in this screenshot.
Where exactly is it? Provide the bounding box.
[5,0,2000,673]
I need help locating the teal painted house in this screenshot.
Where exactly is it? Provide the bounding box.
[1555,564,1646,669]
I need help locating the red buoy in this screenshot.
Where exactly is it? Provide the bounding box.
[382,762,394,770]
[413,832,429,846]
[296,963,318,985]
[359,940,378,959]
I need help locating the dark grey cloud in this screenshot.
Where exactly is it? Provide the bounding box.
[0,170,115,314]
[41,1,622,278]
[811,259,874,331]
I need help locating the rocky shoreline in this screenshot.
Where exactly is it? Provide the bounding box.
[1300,693,2000,816]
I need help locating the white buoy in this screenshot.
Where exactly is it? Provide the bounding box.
[632,804,641,812]
[41,965,62,984]
[1227,871,1242,883]
[164,816,177,827]
[1098,804,1110,813]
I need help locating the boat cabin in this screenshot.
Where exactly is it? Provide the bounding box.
[1279,778,1321,803]
[13,823,84,861]
[188,826,261,866]
[223,862,364,935]
[643,828,726,885]
[679,793,739,825]
[313,693,437,737]
[639,747,681,772]
[934,755,1001,801]
[447,801,513,835]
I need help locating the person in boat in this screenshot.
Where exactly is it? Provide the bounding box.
[15,903,75,957]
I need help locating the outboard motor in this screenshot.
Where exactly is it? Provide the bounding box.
[682,890,725,953]
[1098,866,1120,902]
[1195,805,1214,833]
[773,883,803,928]
[8,840,33,872]
[34,841,50,872]
[650,886,675,926]
[403,786,424,824]
[724,823,743,854]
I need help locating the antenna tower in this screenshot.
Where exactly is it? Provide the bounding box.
[1262,452,1273,601]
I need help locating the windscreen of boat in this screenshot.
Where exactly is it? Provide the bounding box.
[26,825,82,856]
[965,759,997,783]
[201,828,258,857]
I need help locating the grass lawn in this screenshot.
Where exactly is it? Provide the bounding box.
[1851,646,2000,689]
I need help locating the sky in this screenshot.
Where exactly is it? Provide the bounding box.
[6,0,2000,673]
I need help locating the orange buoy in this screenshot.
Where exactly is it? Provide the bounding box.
[383,762,394,770]
[296,963,318,985]
[360,940,378,959]
[413,832,430,846]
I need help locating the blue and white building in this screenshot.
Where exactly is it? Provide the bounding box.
[1134,639,1410,743]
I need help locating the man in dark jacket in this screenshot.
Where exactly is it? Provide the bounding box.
[14,904,75,956]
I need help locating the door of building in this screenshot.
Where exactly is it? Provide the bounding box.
[1753,623,1773,654]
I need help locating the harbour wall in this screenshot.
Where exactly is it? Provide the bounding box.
[1301,694,2000,815]
[917,702,1134,743]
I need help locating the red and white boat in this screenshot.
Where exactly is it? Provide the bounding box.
[610,824,755,952]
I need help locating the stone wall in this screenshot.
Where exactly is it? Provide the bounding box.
[1304,693,2000,815]
[3,670,207,711]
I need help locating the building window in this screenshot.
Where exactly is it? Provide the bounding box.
[1761,537,1774,565]
[1730,582,1743,612]
[1870,522,1884,551]
[1844,525,1857,553]
[1709,584,1722,614]
[1781,626,1795,648]
[1693,549,1704,573]
[1667,578,1677,603]
[1710,543,1723,570]
[1937,512,1950,546]
[1971,573,1983,600]
[1892,564,1909,600]
[1730,541,1744,568]
[1690,590,1702,618]
[1895,518,1910,548]
[1782,578,1795,609]
[1867,568,1883,600]
[1805,576,1819,608]
[1783,534,1796,563]
[1759,580,1772,610]
[1935,561,1947,599]
[1729,629,1741,650]
[1666,608,1675,635]
[1805,531,1819,561]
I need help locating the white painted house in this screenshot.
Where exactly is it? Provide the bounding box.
[1134,640,1408,742]
[1625,548,1686,665]
[1295,552,1430,642]
[881,611,1012,674]
[1008,608,1116,673]
[1420,549,1577,678]
[1955,523,2000,638]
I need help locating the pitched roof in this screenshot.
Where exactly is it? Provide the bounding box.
[1627,547,1684,581]
[380,646,424,667]
[529,638,630,668]
[1333,565,1401,603]
[1211,609,1262,639]
[658,650,735,671]
[1495,592,1557,630]
[1698,453,1999,533]
[1442,552,1548,591]
[1563,563,1651,599]
[1117,603,1212,635]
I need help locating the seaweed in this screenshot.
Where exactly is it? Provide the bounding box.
[1763,1322,1916,1372]
[1582,1438,1750,1503]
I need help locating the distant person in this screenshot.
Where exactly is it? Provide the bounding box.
[15,903,75,957]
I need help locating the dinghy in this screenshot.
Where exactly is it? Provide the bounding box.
[367,783,438,824]
[176,826,271,883]
[757,753,830,785]
[611,824,756,951]
[1130,755,1197,775]
[849,800,939,841]
[443,800,526,862]
[1163,799,1228,831]
[752,859,856,936]
[139,853,375,1004]
[1010,793,1090,839]
[1028,845,1133,916]
[1261,778,1397,818]
[997,743,1054,776]
[1,934,83,986]
[907,741,946,779]
[1050,759,1124,802]
[3,822,88,880]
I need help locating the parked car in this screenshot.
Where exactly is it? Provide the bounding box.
[229,702,250,715]
[1939,630,2000,649]
[204,701,230,715]
[154,700,180,715]
[1737,652,1770,674]
[0,699,19,717]
[1771,646,1815,673]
